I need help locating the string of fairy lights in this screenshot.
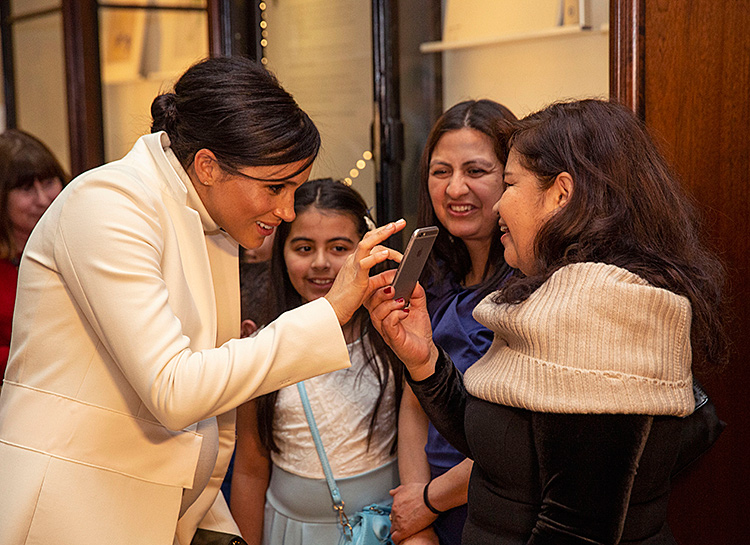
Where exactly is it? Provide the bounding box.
[258,2,269,60]
[257,1,372,187]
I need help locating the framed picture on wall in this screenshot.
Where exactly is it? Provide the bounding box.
[558,0,591,28]
[100,9,147,83]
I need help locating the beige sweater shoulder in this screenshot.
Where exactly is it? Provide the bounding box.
[464,262,694,416]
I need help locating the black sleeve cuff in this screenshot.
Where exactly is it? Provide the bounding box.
[407,345,472,456]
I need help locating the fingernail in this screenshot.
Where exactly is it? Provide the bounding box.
[384,286,393,295]
[404,307,410,313]
[395,298,404,304]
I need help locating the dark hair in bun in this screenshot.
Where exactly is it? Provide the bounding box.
[150,56,320,178]
[150,93,179,138]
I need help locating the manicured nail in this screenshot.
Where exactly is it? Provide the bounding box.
[403,307,410,313]
[395,298,404,304]
[384,286,393,295]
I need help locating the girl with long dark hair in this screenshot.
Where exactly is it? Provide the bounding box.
[231,178,403,544]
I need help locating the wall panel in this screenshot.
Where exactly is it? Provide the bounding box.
[638,1,750,542]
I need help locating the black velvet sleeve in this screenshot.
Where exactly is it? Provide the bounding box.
[405,346,472,457]
[671,381,726,479]
[528,413,653,545]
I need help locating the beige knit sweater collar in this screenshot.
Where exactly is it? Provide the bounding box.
[464,262,694,416]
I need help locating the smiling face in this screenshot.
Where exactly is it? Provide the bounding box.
[7,177,64,251]
[495,148,569,276]
[191,152,313,250]
[427,128,504,248]
[283,207,360,303]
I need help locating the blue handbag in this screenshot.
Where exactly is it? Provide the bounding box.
[296,381,394,545]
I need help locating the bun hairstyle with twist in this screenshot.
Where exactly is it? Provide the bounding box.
[150,56,320,179]
[150,93,179,139]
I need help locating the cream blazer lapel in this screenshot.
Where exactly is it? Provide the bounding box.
[145,132,241,347]
[144,133,218,350]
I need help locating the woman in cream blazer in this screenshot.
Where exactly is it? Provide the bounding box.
[0,57,403,545]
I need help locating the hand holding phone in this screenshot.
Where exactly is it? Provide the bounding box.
[390,226,439,304]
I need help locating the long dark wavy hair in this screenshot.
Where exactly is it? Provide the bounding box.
[497,99,728,372]
[417,99,517,299]
[256,178,403,453]
[151,56,320,180]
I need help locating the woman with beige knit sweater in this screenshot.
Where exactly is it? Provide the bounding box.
[366,99,727,545]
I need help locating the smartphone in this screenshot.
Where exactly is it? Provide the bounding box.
[390,226,439,304]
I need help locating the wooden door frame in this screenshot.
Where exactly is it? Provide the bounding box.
[609,2,750,540]
[59,0,225,176]
[62,0,104,175]
[609,0,644,118]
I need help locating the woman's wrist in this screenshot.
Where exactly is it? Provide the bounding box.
[422,480,446,515]
[323,292,349,325]
[407,343,440,382]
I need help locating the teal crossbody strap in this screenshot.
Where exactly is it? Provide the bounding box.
[296,382,349,523]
